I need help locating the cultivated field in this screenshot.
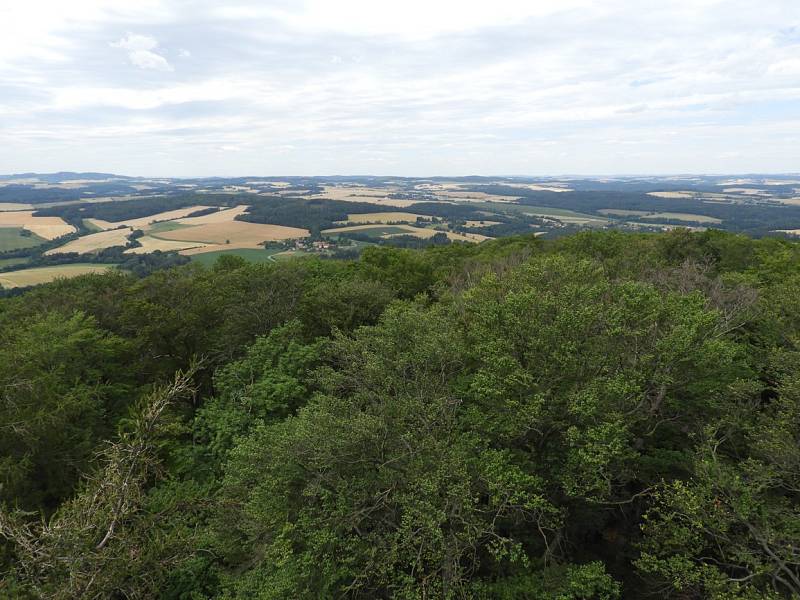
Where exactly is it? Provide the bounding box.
[0,264,116,288]
[323,223,489,243]
[309,186,420,208]
[642,212,722,224]
[646,191,697,199]
[46,227,133,255]
[125,237,209,254]
[464,220,501,227]
[338,212,430,224]
[0,228,46,251]
[174,205,249,225]
[0,203,34,211]
[88,205,213,230]
[157,220,308,245]
[0,211,75,239]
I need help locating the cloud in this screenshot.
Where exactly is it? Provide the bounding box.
[1,0,800,175]
[111,32,173,71]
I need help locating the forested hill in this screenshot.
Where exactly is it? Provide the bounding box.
[1,229,800,599]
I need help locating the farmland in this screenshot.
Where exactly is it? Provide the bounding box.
[0,227,46,251]
[46,227,133,255]
[0,264,116,288]
[0,211,74,239]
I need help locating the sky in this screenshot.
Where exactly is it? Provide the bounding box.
[1,0,799,177]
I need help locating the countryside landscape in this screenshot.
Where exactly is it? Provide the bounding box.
[2,171,800,290]
[3,0,800,598]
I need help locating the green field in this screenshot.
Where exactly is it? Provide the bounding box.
[189,248,283,266]
[0,257,30,269]
[147,221,193,235]
[0,227,46,251]
[329,226,411,238]
[81,219,103,232]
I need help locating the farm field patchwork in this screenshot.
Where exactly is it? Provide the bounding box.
[0,211,75,239]
[0,264,117,288]
[87,205,214,230]
[0,227,47,251]
[45,227,133,255]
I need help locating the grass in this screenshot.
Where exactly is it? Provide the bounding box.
[0,257,30,269]
[0,264,117,289]
[82,219,103,232]
[190,248,284,266]
[0,227,46,251]
[147,221,193,235]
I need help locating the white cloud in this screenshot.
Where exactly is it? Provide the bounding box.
[111,33,173,71]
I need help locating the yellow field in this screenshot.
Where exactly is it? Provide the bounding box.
[174,205,250,225]
[45,227,133,255]
[155,220,309,248]
[0,264,115,288]
[88,205,214,230]
[338,212,430,224]
[309,186,420,208]
[0,203,34,211]
[125,236,210,254]
[433,191,521,203]
[0,211,75,239]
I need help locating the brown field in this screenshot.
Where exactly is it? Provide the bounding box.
[0,203,34,211]
[88,205,214,230]
[0,211,75,239]
[337,212,430,224]
[155,221,309,246]
[174,205,250,225]
[0,264,115,288]
[45,227,133,255]
[125,236,210,254]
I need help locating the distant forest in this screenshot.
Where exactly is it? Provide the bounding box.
[1,229,800,599]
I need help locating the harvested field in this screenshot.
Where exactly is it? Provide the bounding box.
[337,212,430,224]
[174,205,249,225]
[125,236,209,254]
[309,186,420,208]
[0,264,116,288]
[0,211,75,239]
[45,227,133,255]
[0,203,34,211]
[156,221,308,247]
[88,205,214,230]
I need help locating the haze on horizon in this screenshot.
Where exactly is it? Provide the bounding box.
[1,0,799,177]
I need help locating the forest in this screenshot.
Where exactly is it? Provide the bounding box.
[1,229,799,599]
